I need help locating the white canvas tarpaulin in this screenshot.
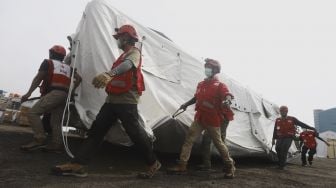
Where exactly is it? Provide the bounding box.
[316,131,336,158]
[70,0,299,158]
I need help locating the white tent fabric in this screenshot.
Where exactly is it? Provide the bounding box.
[316,131,336,158]
[71,0,299,157]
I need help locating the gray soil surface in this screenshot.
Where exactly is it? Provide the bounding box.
[0,124,335,188]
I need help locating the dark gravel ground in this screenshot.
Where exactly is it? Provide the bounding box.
[0,124,335,188]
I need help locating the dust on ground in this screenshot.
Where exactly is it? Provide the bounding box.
[0,124,335,188]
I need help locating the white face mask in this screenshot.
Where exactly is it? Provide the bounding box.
[204,67,213,77]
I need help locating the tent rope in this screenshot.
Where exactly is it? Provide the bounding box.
[60,39,80,158]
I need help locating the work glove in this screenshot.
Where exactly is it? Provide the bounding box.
[179,103,188,111]
[21,93,31,103]
[92,72,113,88]
[223,100,231,107]
[223,95,232,107]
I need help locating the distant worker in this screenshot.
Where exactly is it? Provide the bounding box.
[21,45,82,153]
[299,130,329,166]
[52,24,161,178]
[272,106,316,170]
[167,58,236,178]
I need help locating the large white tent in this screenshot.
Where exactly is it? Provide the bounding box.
[70,0,299,158]
[316,131,336,158]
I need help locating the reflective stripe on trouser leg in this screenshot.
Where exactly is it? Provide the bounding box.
[180,122,204,163]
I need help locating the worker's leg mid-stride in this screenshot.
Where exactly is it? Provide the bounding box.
[198,120,230,170]
[51,103,161,178]
[167,122,235,178]
[51,24,161,179]
[167,58,236,178]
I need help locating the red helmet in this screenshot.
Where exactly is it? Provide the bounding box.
[49,45,66,57]
[279,106,288,112]
[113,24,139,42]
[204,58,221,74]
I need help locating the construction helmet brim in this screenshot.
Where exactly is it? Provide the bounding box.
[113,25,139,42]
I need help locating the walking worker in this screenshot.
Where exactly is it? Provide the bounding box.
[272,105,316,169]
[299,130,329,166]
[167,58,236,178]
[21,45,81,153]
[52,24,161,178]
[197,94,234,171]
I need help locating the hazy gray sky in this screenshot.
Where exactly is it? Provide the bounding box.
[1,0,335,125]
